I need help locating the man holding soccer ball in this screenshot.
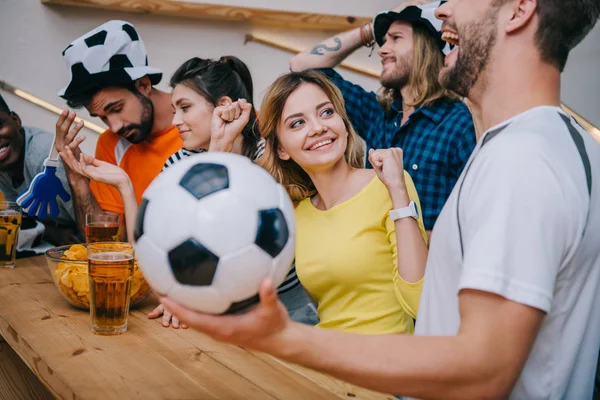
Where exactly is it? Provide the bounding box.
[161,0,600,398]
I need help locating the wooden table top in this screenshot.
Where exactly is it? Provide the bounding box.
[0,256,393,400]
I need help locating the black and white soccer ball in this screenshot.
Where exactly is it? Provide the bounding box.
[134,153,295,314]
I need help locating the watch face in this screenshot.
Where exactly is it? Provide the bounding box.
[411,201,419,219]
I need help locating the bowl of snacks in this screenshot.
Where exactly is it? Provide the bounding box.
[45,244,152,310]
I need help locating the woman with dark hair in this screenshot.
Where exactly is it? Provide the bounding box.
[60,56,312,328]
[163,56,264,169]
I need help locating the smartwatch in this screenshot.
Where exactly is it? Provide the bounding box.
[389,200,419,221]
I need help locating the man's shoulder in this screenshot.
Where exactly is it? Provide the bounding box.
[23,126,53,160]
[94,129,123,162]
[96,129,120,146]
[23,126,52,142]
[424,99,475,139]
[473,112,580,179]
[436,99,472,122]
[445,99,470,113]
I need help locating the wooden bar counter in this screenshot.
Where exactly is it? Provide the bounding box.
[0,256,393,400]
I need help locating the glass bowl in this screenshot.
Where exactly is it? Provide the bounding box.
[45,244,152,310]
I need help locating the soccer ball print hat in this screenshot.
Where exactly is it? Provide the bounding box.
[58,20,163,99]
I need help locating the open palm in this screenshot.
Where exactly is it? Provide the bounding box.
[80,154,130,188]
[60,145,130,189]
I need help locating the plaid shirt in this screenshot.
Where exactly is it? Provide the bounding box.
[319,68,476,230]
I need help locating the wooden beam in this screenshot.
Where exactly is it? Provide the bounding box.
[41,0,371,31]
[0,80,106,134]
[561,104,600,142]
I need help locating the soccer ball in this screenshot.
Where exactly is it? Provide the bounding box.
[134,153,295,314]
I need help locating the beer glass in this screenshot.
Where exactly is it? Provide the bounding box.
[85,212,120,243]
[88,242,134,335]
[0,202,22,268]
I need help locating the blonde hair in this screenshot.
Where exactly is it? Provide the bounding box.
[257,70,364,204]
[378,23,458,112]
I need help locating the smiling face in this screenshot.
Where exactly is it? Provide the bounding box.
[86,85,154,144]
[0,111,25,172]
[276,82,349,173]
[436,0,503,97]
[171,84,214,150]
[378,21,414,90]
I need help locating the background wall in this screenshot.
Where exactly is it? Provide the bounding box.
[561,23,600,126]
[1,0,598,157]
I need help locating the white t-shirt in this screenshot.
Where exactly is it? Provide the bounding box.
[415,106,600,399]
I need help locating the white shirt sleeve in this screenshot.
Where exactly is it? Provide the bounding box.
[457,135,578,313]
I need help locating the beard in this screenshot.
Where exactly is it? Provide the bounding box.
[380,54,412,90]
[439,6,501,97]
[118,92,154,144]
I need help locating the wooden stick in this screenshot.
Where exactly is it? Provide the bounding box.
[41,0,370,31]
[561,104,600,141]
[0,80,105,134]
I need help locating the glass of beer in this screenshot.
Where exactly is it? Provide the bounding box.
[0,202,22,268]
[85,212,120,243]
[88,242,134,335]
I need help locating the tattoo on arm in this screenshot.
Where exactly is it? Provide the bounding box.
[310,38,342,56]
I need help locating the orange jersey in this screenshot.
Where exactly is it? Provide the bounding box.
[90,126,182,213]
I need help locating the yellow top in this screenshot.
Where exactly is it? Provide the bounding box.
[295,173,427,334]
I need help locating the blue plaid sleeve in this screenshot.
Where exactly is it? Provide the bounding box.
[317,68,383,145]
[448,104,477,178]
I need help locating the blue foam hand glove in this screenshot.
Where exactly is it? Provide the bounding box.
[17,166,71,220]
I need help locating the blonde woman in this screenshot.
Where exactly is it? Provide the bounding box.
[207,70,429,334]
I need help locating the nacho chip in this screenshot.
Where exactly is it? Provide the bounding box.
[63,244,87,261]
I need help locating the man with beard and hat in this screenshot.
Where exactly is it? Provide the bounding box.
[55,20,182,238]
[290,0,476,235]
[159,0,600,398]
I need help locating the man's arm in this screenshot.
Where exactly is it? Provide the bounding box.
[271,290,543,399]
[163,283,543,400]
[66,174,102,238]
[289,26,368,72]
[55,110,104,237]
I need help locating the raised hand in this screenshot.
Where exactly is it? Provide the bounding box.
[209,99,253,153]
[368,148,407,191]
[55,110,85,162]
[160,278,290,351]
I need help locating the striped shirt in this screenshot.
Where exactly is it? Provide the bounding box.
[161,139,300,294]
[163,138,266,171]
